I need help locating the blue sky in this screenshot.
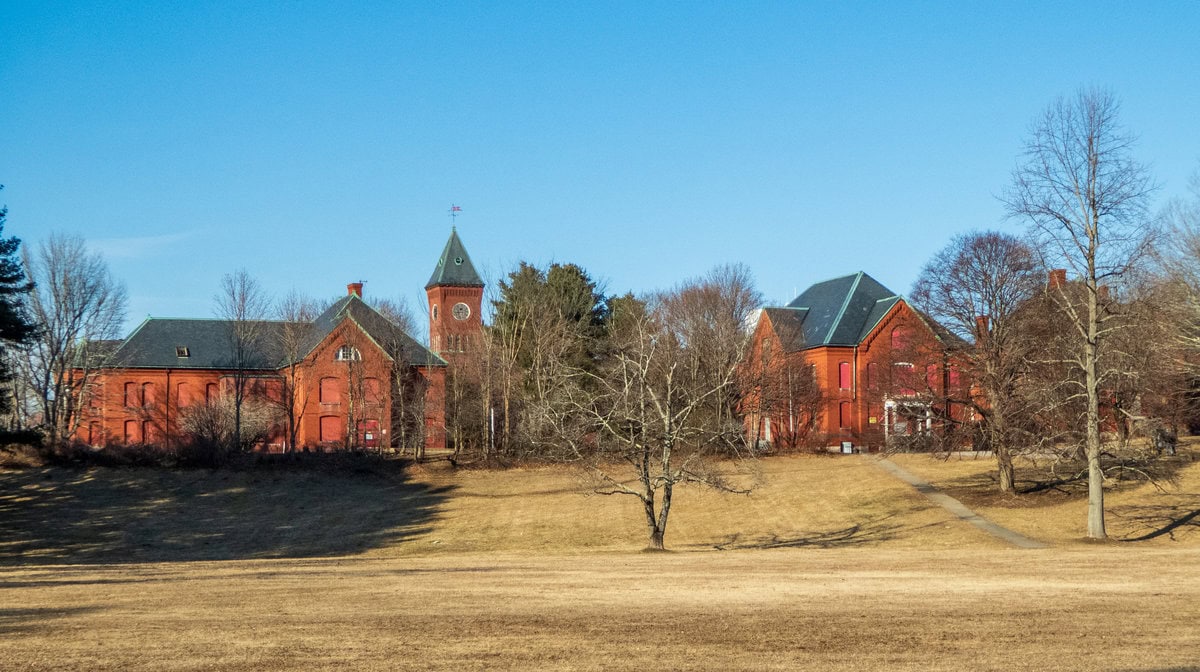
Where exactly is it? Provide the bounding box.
[3,2,1198,337]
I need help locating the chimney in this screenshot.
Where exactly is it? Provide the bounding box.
[347,282,363,298]
[1048,269,1067,289]
[975,315,990,338]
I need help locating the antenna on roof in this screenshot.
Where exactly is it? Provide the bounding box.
[449,204,463,230]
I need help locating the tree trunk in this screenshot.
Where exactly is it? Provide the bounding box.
[1085,286,1107,539]
[997,447,1015,493]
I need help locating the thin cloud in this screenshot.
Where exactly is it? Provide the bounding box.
[89,231,197,260]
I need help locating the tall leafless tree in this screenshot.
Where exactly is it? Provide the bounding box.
[20,233,127,446]
[274,290,322,452]
[911,231,1044,492]
[215,269,270,453]
[1002,88,1157,538]
[575,264,761,550]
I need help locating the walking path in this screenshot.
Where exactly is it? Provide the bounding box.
[874,458,1048,549]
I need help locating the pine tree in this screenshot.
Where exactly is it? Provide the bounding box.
[0,186,39,417]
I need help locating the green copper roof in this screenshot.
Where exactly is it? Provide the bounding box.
[426,228,484,289]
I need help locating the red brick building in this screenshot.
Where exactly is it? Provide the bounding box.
[76,230,484,452]
[743,272,964,452]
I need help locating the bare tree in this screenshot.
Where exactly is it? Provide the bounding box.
[1002,88,1156,538]
[20,233,127,446]
[575,265,762,550]
[214,269,271,453]
[274,290,322,452]
[911,231,1044,492]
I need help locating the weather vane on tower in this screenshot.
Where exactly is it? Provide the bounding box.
[449,204,463,229]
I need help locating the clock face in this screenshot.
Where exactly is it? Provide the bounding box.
[452,302,470,321]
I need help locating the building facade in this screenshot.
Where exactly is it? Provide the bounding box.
[75,230,484,452]
[742,272,964,451]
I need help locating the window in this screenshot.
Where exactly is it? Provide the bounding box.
[431,305,439,321]
[839,401,852,429]
[124,382,139,407]
[866,362,879,390]
[895,363,916,396]
[320,377,341,404]
[335,345,362,362]
[838,362,851,390]
[175,346,190,358]
[141,382,155,407]
[319,416,343,444]
[948,366,961,389]
[177,382,192,407]
[124,420,139,444]
[364,378,382,403]
[891,326,910,353]
[205,383,219,402]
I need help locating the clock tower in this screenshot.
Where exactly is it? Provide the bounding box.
[426,228,484,364]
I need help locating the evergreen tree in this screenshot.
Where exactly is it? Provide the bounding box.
[0,186,39,417]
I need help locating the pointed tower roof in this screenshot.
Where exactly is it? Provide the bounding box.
[426,228,484,289]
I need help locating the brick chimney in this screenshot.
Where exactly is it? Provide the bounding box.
[347,282,364,298]
[1048,269,1067,289]
[975,315,990,338]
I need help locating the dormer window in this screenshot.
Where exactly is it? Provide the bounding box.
[335,345,362,362]
[176,346,190,358]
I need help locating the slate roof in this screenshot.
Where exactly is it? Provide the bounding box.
[300,295,446,366]
[773,272,904,349]
[106,297,445,370]
[426,228,484,289]
[107,319,291,370]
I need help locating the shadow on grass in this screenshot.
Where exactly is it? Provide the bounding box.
[704,512,907,550]
[0,456,454,565]
[1112,496,1200,542]
[0,606,104,635]
[927,452,1196,510]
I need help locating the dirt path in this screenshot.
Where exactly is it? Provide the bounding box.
[874,457,1048,549]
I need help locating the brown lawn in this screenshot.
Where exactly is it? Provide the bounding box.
[1,452,1198,670]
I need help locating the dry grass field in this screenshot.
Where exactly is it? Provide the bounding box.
[2,450,1199,670]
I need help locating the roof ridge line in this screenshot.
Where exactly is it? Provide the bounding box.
[824,272,863,344]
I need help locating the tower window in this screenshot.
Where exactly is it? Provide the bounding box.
[431,305,439,320]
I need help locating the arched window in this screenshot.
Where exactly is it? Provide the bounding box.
[206,383,219,402]
[866,362,879,390]
[891,326,910,353]
[319,416,343,444]
[335,345,362,362]
[839,401,852,429]
[124,420,139,444]
[838,362,851,390]
[320,377,341,404]
[177,382,192,407]
[124,382,139,407]
[141,382,155,407]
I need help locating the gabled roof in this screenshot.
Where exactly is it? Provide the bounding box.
[106,298,445,370]
[300,295,446,366]
[108,319,292,370]
[426,228,484,289]
[781,272,903,348]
